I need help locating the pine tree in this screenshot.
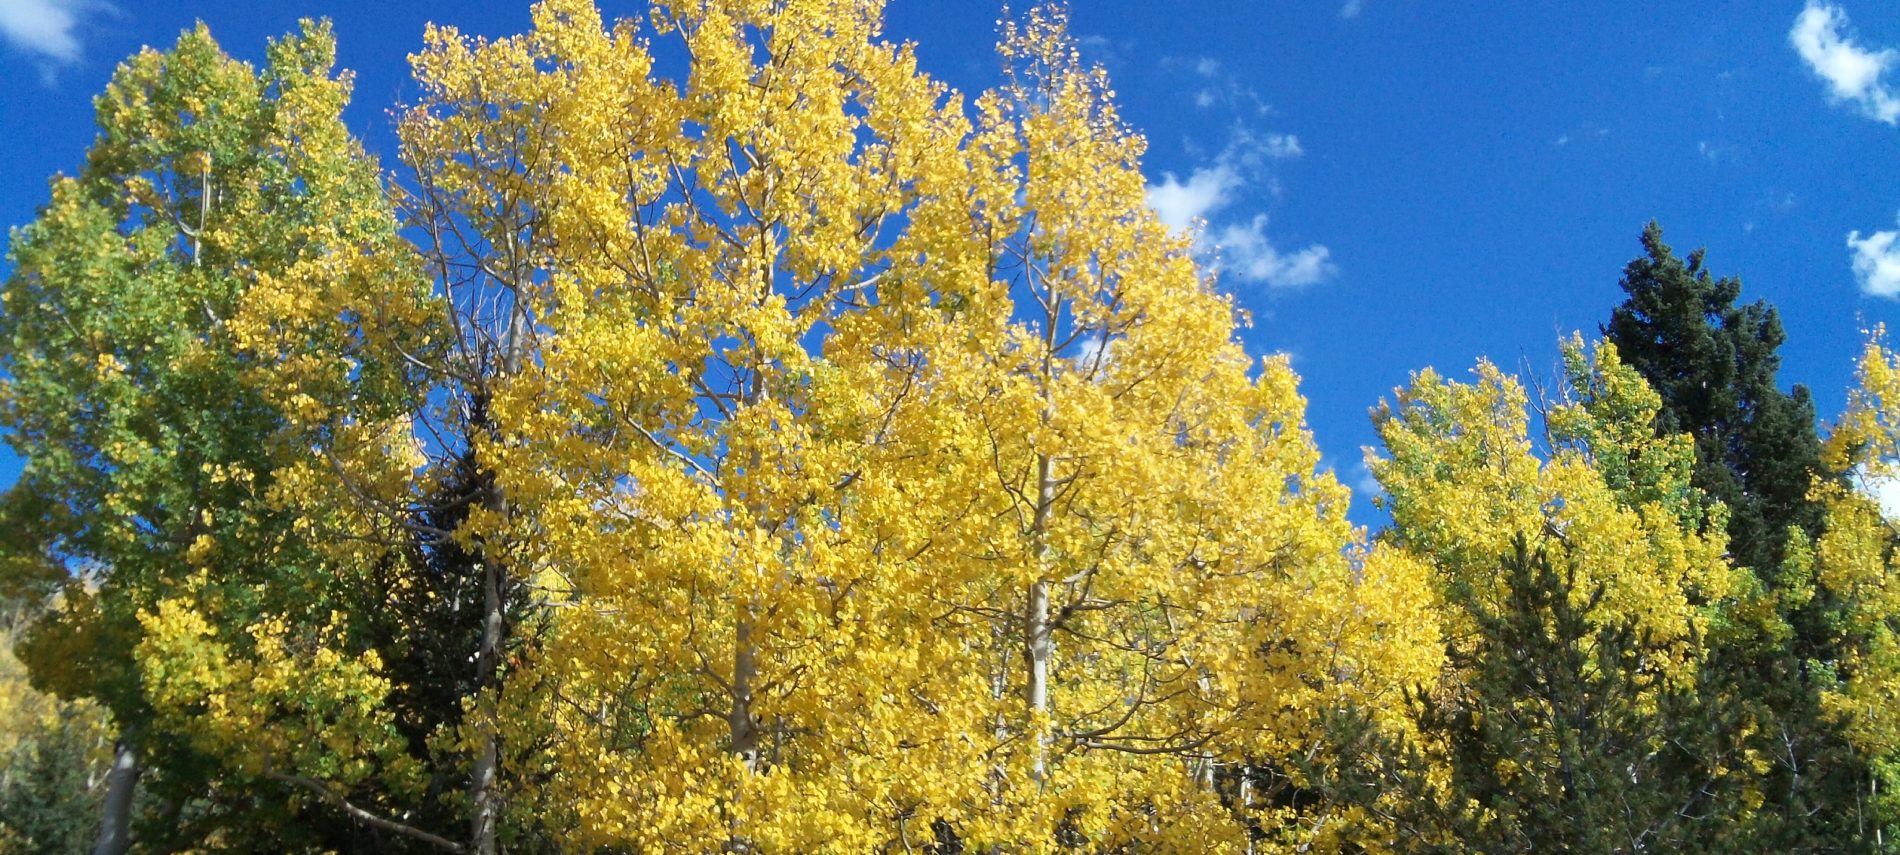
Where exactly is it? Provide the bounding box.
[1602,220,1824,579]
[1397,538,1718,852]
[1603,222,1871,850]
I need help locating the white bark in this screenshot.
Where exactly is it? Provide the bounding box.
[1026,452,1055,784]
[730,612,760,772]
[467,550,503,855]
[728,341,770,849]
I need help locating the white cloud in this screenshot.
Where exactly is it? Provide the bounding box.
[0,0,108,65]
[1167,55,1272,116]
[1255,131,1303,160]
[1146,164,1242,232]
[1790,2,1900,124]
[1849,213,1900,298]
[1070,334,1117,374]
[1553,124,1608,148]
[1076,34,1129,71]
[1876,474,1900,520]
[1144,127,1302,231]
[1220,125,1303,169]
[1145,94,1329,291]
[1210,215,1335,290]
[1352,461,1381,499]
[1340,0,1364,19]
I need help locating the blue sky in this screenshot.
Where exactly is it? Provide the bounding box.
[2,0,1898,520]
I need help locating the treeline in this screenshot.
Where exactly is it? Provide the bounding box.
[0,1,1897,852]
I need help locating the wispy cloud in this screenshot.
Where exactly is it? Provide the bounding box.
[1147,56,1329,292]
[0,0,110,64]
[1166,53,1272,115]
[1076,34,1133,72]
[1146,126,1303,231]
[1340,0,1364,19]
[1849,213,1900,298]
[1352,461,1382,501]
[1551,124,1608,148]
[1790,2,1900,124]
[1146,125,1330,291]
[1211,215,1336,290]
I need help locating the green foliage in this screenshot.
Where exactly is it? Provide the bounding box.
[1407,540,1722,852]
[0,606,111,855]
[0,19,441,852]
[0,708,106,854]
[1603,222,1876,849]
[1602,221,1825,577]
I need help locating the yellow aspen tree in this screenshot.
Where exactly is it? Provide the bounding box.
[1813,334,1900,833]
[399,2,994,848]
[397,0,1439,852]
[1371,343,1735,662]
[926,12,1439,851]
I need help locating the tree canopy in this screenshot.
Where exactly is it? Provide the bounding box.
[0,3,1897,854]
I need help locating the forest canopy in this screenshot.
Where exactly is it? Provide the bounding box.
[1,2,1897,853]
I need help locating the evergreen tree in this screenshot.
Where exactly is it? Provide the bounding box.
[1329,343,1754,852]
[1603,222,1873,849]
[1366,539,1720,853]
[1602,221,1825,578]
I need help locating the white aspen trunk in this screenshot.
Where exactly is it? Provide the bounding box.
[1026,452,1055,784]
[728,329,771,850]
[467,550,503,855]
[91,739,138,855]
[730,612,760,772]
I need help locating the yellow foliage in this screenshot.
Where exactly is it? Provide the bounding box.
[1816,334,1900,762]
[1370,350,1736,686]
[136,583,424,798]
[397,0,1439,849]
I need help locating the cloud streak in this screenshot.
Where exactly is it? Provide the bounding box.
[1145,126,1304,231]
[1790,2,1900,124]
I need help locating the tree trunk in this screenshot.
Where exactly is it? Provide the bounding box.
[464,275,531,855]
[728,352,769,850]
[1026,452,1055,784]
[730,612,759,771]
[91,739,138,855]
[467,539,504,855]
